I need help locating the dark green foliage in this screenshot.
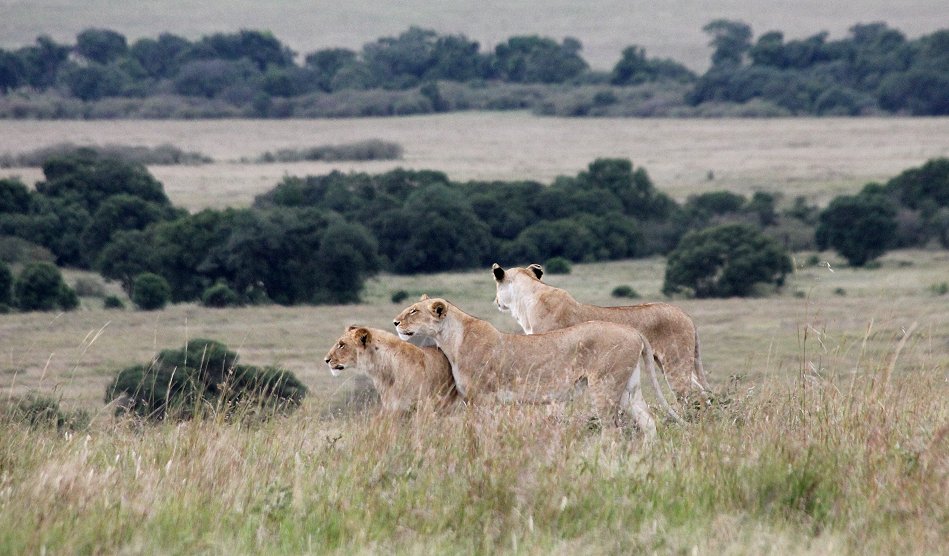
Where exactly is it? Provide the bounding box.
[0,260,11,305]
[816,192,898,267]
[103,339,307,420]
[37,151,171,212]
[611,285,640,299]
[544,257,572,274]
[75,28,128,64]
[7,393,90,430]
[132,272,171,310]
[391,290,409,304]
[611,46,695,85]
[884,157,949,210]
[663,224,792,298]
[494,36,588,84]
[103,295,125,309]
[703,19,753,68]
[256,140,402,163]
[0,178,32,213]
[13,261,78,311]
[688,21,949,115]
[201,283,241,308]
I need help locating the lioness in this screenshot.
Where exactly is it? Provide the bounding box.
[393,297,682,438]
[492,263,711,399]
[324,326,457,413]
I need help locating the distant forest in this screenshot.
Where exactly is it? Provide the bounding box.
[0,20,946,118]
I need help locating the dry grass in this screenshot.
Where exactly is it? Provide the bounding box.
[2,115,948,211]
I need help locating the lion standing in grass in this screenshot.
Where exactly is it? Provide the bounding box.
[324,326,457,413]
[393,297,682,439]
[492,263,711,400]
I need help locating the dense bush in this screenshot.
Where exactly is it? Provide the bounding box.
[103,294,125,309]
[816,191,898,267]
[663,224,792,298]
[6,392,90,430]
[7,21,941,116]
[13,262,78,311]
[611,285,640,299]
[543,257,572,274]
[103,339,307,420]
[131,272,171,310]
[0,260,11,305]
[201,283,241,308]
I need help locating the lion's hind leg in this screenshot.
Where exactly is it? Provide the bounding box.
[619,359,657,443]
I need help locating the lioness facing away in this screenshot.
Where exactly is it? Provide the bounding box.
[393,297,682,438]
[324,326,457,413]
[492,263,711,400]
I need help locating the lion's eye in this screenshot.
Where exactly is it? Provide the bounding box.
[338,342,345,347]
[409,308,418,315]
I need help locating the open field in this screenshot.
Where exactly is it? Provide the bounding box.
[1,112,948,551]
[1,249,947,553]
[2,0,947,71]
[3,114,949,211]
[2,249,947,412]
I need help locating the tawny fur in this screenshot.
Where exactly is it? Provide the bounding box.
[393,297,682,438]
[324,326,457,413]
[492,263,711,399]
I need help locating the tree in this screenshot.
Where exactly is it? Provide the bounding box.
[75,28,128,64]
[37,152,171,213]
[14,262,78,311]
[703,19,753,68]
[0,260,12,307]
[129,33,192,79]
[314,222,380,303]
[60,62,128,101]
[816,192,898,266]
[15,35,70,88]
[493,35,588,83]
[663,224,792,298]
[0,49,25,93]
[132,272,171,310]
[611,45,694,85]
[0,178,32,214]
[80,194,175,257]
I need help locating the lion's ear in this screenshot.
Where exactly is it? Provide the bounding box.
[347,324,360,331]
[492,263,505,281]
[431,300,447,318]
[419,294,429,301]
[353,327,371,346]
[527,264,544,280]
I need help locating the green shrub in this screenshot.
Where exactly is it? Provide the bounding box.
[7,393,90,430]
[391,290,409,304]
[13,262,79,311]
[543,257,572,275]
[201,283,241,308]
[663,224,792,298]
[0,260,11,306]
[104,339,307,420]
[103,295,125,309]
[611,285,640,298]
[930,282,949,296]
[131,272,170,310]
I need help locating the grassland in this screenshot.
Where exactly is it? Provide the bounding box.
[3,115,949,211]
[1,113,948,552]
[2,0,947,71]
[1,249,947,553]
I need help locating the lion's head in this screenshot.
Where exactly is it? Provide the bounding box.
[324,325,371,377]
[492,262,543,313]
[393,295,448,342]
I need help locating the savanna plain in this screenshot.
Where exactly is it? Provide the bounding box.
[1,115,948,554]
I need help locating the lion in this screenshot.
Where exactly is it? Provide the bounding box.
[393,296,683,438]
[492,263,711,400]
[324,326,458,413]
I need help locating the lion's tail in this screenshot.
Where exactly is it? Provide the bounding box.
[642,331,685,426]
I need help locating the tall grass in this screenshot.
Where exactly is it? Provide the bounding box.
[1,333,945,554]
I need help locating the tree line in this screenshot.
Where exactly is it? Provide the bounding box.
[3,151,946,309]
[0,22,945,116]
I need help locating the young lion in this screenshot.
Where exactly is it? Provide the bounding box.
[492,263,711,400]
[324,326,457,413]
[393,297,683,438]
